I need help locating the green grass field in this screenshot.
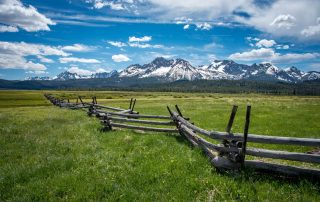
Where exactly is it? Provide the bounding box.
[0,90,319,201]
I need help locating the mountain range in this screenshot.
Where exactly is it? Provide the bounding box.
[27,57,320,83]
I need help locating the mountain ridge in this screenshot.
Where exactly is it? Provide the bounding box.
[27,57,320,83]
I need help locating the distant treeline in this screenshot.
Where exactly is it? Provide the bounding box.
[0,78,319,96]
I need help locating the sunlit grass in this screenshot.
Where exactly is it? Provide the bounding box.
[0,90,319,201]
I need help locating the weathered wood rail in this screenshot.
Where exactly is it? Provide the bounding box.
[44,93,320,179]
[44,93,177,133]
[167,105,320,178]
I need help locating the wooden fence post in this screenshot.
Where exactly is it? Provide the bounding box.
[78,96,84,105]
[175,105,183,117]
[131,99,136,111]
[129,98,133,110]
[241,105,251,166]
[226,105,238,134]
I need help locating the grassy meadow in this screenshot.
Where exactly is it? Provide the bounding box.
[0,90,319,201]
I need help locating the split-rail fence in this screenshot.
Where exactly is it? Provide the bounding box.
[44,94,320,179]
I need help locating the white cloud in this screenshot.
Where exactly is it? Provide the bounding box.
[68,66,93,76]
[273,52,320,63]
[0,41,69,71]
[276,44,290,50]
[128,43,163,49]
[129,36,152,42]
[229,48,275,61]
[0,41,69,57]
[301,18,320,37]
[61,44,94,52]
[93,1,108,9]
[107,41,127,47]
[127,35,163,48]
[255,39,276,48]
[282,45,289,49]
[0,0,55,32]
[270,14,296,29]
[0,53,46,71]
[196,22,212,30]
[229,48,319,63]
[112,54,130,62]
[59,57,101,63]
[175,17,192,24]
[183,24,190,29]
[236,0,320,39]
[91,0,125,10]
[0,25,18,32]
[76,1,320,40]
[37,55,54,63]
[107,2,125,10]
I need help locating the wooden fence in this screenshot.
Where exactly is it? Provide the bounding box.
[44,94,177,133]
[44,94,320,179]
[167,105,320,178]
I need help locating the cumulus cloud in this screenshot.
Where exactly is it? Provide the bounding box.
[255,39,276,48]
[68,66,93,75]
[270,14,296,29]
[0,0,55,32]
[196,22,212,30]
[301,24,320,37]
[77,0,320,40]
[273,52,320,63]
[229,48,275,61]
[0,25,18,32]
[90,0,125,10]
[0,41,70,71]
[0,53,46,71]
[107,41,127,47]
[59,57,101,63]
[61,44,94,52]
[37,55,54,63]
[129,43,163,49]
[175,17,192,24]
[129,36,152,42]
[183,24,190,29]
[112,54,130,62]
[237,0,320,39]
[276,44,290,50]
[229,48,319,63]
[301,18,320,37]
[0,41,69,57]
[127,35,164,49]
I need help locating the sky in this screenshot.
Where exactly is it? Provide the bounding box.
[0,0,319,80]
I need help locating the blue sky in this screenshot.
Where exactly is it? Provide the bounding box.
[0,0,319,80]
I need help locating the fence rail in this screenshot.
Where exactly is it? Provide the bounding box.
[44,93,320,179]
[168,105,320,178]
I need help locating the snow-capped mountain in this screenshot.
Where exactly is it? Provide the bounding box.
[118,57,320,82]
[53,71,85,80]
[53,70,118,81]
[31,57,319,82]
[120,57,203,81]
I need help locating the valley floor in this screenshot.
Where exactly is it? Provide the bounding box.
[0,90,319,201]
